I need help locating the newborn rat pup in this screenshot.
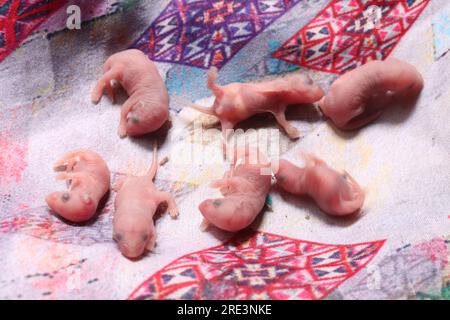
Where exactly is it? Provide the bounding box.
[274,153,365,216]
[186,68,324,140]
[46,150,110,223]
[113,143,178,259]
[199,147,272,232]
[319,58,424,129]
[91,49,169,138]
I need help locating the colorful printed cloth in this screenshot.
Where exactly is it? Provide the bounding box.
[0,0,449,300]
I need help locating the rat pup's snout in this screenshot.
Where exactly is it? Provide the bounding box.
[198,199,217,213]
[113,213,155,259]
[115,237,149,259]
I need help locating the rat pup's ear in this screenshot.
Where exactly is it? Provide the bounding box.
[82,194,93,205]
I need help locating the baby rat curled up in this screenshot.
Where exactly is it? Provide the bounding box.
[185,68,324,140]
[274,153,365,216]
[46,150,110,223]
[112,143,178,259]
[319,58,424,130]
[199,147,272,232]
[92,49,169,138]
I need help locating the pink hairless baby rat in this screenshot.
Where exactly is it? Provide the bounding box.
[199,147,272,232]
[186,68,324,140]
[274,153,365,216]
[91,49,169,138]
[113,143,178,259]
[46,150,110,223]
[320,58,424,130]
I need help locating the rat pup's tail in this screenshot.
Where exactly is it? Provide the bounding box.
[207,67,225,99]
[172,96,216,116]
[147,141,158,181]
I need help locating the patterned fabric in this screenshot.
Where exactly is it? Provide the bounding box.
[432,5,450,60]
[0,0,448,300]
[0,105,30,192]
[0,176,195,245]
[0,0,66,63]
[129,231,385,300]
[132,0,302,69]
[330,237,450,300]
[273,0,430,74]
[0,205,114,245]
[0,131,27,188]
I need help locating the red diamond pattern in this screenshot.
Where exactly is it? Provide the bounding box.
[0,0,66,63]
[272,0,430,74]
[129,231,385,300]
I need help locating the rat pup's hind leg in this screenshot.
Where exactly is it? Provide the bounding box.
[271,106,300,139]
[157,191,179,219]
[117,97,139,138]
